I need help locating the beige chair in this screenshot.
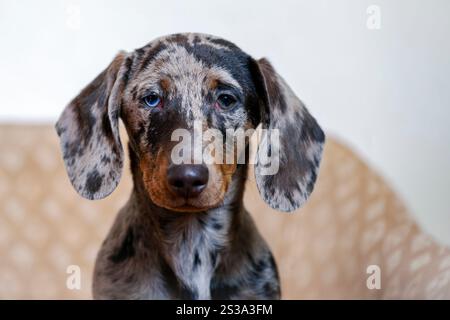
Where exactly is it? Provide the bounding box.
[0,124,449,299]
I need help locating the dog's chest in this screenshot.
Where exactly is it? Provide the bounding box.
[161,213,229,299]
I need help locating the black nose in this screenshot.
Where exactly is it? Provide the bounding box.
[167,164,209,198]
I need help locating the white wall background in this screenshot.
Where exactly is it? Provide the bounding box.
[1,0,449,244]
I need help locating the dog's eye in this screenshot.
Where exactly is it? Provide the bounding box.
[217,94,237,109]
[143,93,162,108]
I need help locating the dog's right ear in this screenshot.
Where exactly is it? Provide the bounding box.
[55,51,131,200]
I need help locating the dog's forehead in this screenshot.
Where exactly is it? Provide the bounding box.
[131,33,253,92]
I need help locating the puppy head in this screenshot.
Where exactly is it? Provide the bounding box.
[56,33,324,212]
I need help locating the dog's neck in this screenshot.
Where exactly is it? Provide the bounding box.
[127,145,247,298]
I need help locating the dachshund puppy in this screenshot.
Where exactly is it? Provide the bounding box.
[55,33,325,299]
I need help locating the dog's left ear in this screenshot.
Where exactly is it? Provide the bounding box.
[251,58,325,212]
[55,51,131,200]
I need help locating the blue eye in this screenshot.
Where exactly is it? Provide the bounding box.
[143,93,161,108]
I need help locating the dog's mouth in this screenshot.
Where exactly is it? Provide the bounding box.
[148,197,222,213]
[141,175,226,213]
[152,189,224,212]
[145,181,226,213]
[167,203,217,213]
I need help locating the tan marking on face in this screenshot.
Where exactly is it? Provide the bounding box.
[140,148,232,212]
[140,151,185,209]
[209,139,240,203]
[216,163,237,195]
[208,78,218,91]
[160,77,171,92]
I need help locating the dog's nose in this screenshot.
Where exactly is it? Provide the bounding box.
[167,164,209,198]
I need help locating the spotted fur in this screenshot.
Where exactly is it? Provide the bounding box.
[254,58,325,211]
[55,52,130,200]
[55,33,324,299]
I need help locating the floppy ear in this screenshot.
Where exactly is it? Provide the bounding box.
[55,51,131,200]
[253,58,325,212]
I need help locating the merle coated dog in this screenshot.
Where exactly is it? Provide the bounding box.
[55,33,325,299]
